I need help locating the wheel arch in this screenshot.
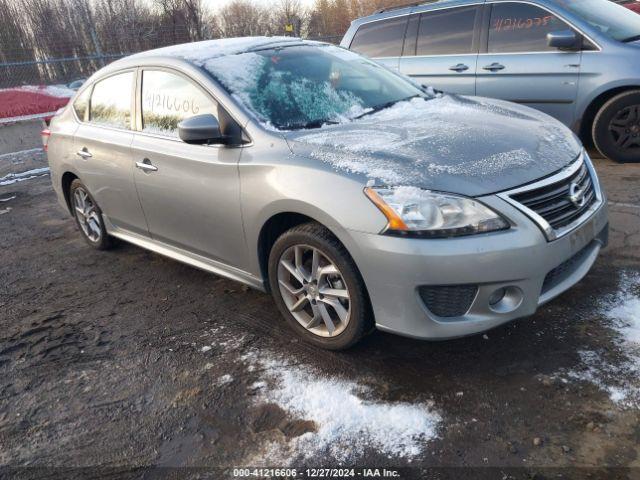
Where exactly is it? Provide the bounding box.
[578,84,640,145]
[258,212,324,291]
[256,210,365,294]
[61,171,79,215]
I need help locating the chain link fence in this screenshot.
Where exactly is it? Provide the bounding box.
[0,32,343,90]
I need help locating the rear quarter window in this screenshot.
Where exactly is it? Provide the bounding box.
[349,16,408,58]
[73,88,90,121]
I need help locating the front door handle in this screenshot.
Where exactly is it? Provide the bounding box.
[76,148,92,159]
[483,62,506,72]
[135,159,158,173]
[449,63,469,72]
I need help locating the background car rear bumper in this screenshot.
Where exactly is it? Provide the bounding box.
[346,198,609,340]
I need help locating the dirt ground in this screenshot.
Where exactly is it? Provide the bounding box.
[1,146,640,480]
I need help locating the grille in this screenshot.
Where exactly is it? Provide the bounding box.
[542,242,594,294]
[509,160,597,232]
[418,285,478,318]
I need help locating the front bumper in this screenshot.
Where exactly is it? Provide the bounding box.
[345,196,609,340]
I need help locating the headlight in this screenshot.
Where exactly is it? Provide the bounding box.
[365,186,509,238]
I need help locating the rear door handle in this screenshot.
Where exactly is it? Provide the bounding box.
[483,63,505,72]
[135,159,158,172]
[449,63,469,72]
[76,148,92,159]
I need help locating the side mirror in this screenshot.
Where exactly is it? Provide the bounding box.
[547,30,579,50]
[178,114,225,145]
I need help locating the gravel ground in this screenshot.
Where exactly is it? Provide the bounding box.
[1,148,640,480]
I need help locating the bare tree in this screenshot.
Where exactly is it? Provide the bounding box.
[273,0,305,37]
[216,0,273,37]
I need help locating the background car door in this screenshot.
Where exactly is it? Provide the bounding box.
[131,69,246,268]
[348,15,409,71]
[399,5,482,95]
[476,2,583,127]
[73,70,149,236]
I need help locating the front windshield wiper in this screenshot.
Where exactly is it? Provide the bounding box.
[287,119,340,130]
[353,94,423,120]
[621,34,640,43]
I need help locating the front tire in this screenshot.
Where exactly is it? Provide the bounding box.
[69,179,113,250]
[593,90,640,163]
[268,222,373,350]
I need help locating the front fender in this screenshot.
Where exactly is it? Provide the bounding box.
[238,151,387,278]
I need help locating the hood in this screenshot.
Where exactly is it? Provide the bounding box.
[285,95,582,197]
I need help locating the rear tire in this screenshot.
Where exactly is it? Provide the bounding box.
[268,222,373,350]
[592,90,640,163]
[69,179,114,250]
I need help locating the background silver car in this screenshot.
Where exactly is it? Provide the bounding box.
[341,0,640,163]
[45,37,608,350]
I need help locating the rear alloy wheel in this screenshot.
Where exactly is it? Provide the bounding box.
[70,179,113,250]
[593,90,640,163]
[268,222,372,350]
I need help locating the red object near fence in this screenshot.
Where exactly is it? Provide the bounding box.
[622,1,640,13]
[0,87,71,121]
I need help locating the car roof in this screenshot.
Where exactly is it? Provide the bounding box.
[126,36,316,63]
[100,36,327,77]
[351,0,481,25]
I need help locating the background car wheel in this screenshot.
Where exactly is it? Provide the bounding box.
[69,179,113,250]
[268,222,373,350]
[593,90,640,163]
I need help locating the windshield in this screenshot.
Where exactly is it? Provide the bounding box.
[557,0,640,42]
[202,44,424,130]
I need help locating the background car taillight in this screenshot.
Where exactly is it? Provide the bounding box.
[41,128,51,152]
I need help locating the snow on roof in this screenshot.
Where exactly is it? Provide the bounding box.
[130,36,307,65]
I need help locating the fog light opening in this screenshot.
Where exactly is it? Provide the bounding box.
[488,286,523,314]
[489,288,506,307]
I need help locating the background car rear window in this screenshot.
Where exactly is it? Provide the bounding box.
[89,72,133,129]
[415,6,479,56]
[350,16,408,58]
[488,3,572,53]
[142,70,217,137]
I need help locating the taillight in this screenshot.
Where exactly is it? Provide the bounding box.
[41,129,51,152]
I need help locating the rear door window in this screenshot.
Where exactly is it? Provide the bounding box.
[415,6,480,56]
[141,70,217,138]
[488,2,574,53]
[350,16,409,58]
[89,71,134,129]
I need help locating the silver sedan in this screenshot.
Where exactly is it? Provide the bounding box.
[45,37,608,349]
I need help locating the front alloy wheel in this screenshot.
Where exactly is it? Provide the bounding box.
[268,222,372,350]
[277,244,351,338]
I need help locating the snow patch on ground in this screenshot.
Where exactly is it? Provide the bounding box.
[18,85,76,98]
[0,148,43,160]
[562,272,640,408]
[0,167,50,186]
[243,352,441,463]
[217,374,233,386]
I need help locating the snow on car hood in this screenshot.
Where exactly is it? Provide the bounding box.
[285,95,582,197]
